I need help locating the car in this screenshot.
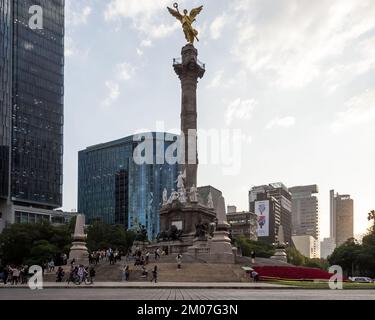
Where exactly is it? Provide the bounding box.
[349,277,373,283]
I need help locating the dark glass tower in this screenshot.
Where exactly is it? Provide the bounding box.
[0,0,12,199]
[78,133,178,240]
[0,0,64,208]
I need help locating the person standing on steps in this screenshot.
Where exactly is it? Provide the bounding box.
[251,251,256,264]
[176,254,182,270]
[151,266,158,283]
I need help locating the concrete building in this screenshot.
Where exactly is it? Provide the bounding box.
[289,185,319,240]
[330,190,354,247]
[320,237,336,259]
[226,206,258,241]
[197,186,223,213]
[292,235,320,259]
[249,183,292,245]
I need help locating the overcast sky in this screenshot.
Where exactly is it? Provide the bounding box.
[63,0,375,239]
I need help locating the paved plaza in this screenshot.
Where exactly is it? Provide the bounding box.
[0,288,374,300]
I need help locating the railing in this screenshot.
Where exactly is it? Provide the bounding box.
[172,58,206,70]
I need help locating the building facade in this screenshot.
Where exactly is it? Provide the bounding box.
[320,237,336,259]
[289,185,319,240]
[0,0,65,231]
[292,235,320,259]
[330,190,354,247]
[78,133,178,240]
[249,183,292,245]
[226,206,258,241]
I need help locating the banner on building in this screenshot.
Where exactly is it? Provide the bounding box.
[255,200,270,237]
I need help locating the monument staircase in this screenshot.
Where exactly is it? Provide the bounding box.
[43,254,293,283]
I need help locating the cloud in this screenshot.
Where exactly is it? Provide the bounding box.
[104,0,184,39]
[102,81,120,108]
[66,1,92,26]
[210,14,228,40]
[331,89,375,133]
[207,70,224,89]
[266,116,296,129]
[229,0,375,89]
[140,39,152,47]
[226,98,256,126]
[117,62,136,80]
[65,1,92,58]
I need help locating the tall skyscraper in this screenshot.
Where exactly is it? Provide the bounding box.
[249,183,292,244]
[78,133,178,240]
[330,190,354,246]
[0,0,64,230]
[289,185,319,240]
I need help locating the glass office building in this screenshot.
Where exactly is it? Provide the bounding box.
[0,0,64,207]
[1,0,64,231]
[11,0,64,207]
[78,133,178,240]
[0,0,12,199]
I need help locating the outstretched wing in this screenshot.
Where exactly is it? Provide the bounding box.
[189,5,203,20]
[167,6,183,21]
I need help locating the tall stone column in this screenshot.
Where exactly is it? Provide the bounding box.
[174,44,205,191]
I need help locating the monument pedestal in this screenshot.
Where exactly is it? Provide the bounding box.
[69,214,89,266]
[270,248,288,263]
[160,200,216,242]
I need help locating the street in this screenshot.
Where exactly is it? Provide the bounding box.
[0,288,374,300]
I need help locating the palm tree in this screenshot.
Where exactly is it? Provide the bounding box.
[368,210,375,230]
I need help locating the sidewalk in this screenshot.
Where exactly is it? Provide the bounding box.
[0,281,295,289]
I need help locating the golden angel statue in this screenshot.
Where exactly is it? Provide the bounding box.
[167,3,203,45]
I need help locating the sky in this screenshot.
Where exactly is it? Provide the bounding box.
[63,0,375,239]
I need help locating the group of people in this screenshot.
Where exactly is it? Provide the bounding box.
[122,264,158,283]
[67,264,96,284]
[0,265,29,285]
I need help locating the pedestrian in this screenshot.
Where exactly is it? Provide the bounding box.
[154,248,160,261]
[11,266,20,285]
[141,266,148,280]
[251,270,259,282]
[176,254,182,270]
[145,251,150,265]
[151,266,158,283]
[89,266,96,284]
[122,265,130,281]
[56,267,64,282]
[251,251,256,264]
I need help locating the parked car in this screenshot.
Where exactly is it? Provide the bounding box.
[349,277,373,283]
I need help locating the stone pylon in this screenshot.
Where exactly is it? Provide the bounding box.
[69,214,89,265]
[174,44,205,191]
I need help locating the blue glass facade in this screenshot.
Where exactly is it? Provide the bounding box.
[78,133,178,240]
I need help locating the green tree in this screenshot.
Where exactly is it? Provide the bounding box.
[0,222,71,266]
[328,238,362,277]
[235,236,275,258]
[86,221,136,254]
[286,246,306,266]
[25,240,58,266]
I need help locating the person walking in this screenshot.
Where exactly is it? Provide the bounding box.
[56,267,65,282]
[89,266,96,284]
[176,254,182,270]
[151,266,158,283]
[251,251,256,264]
[145,251,150,265]
[251,270,259,282]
